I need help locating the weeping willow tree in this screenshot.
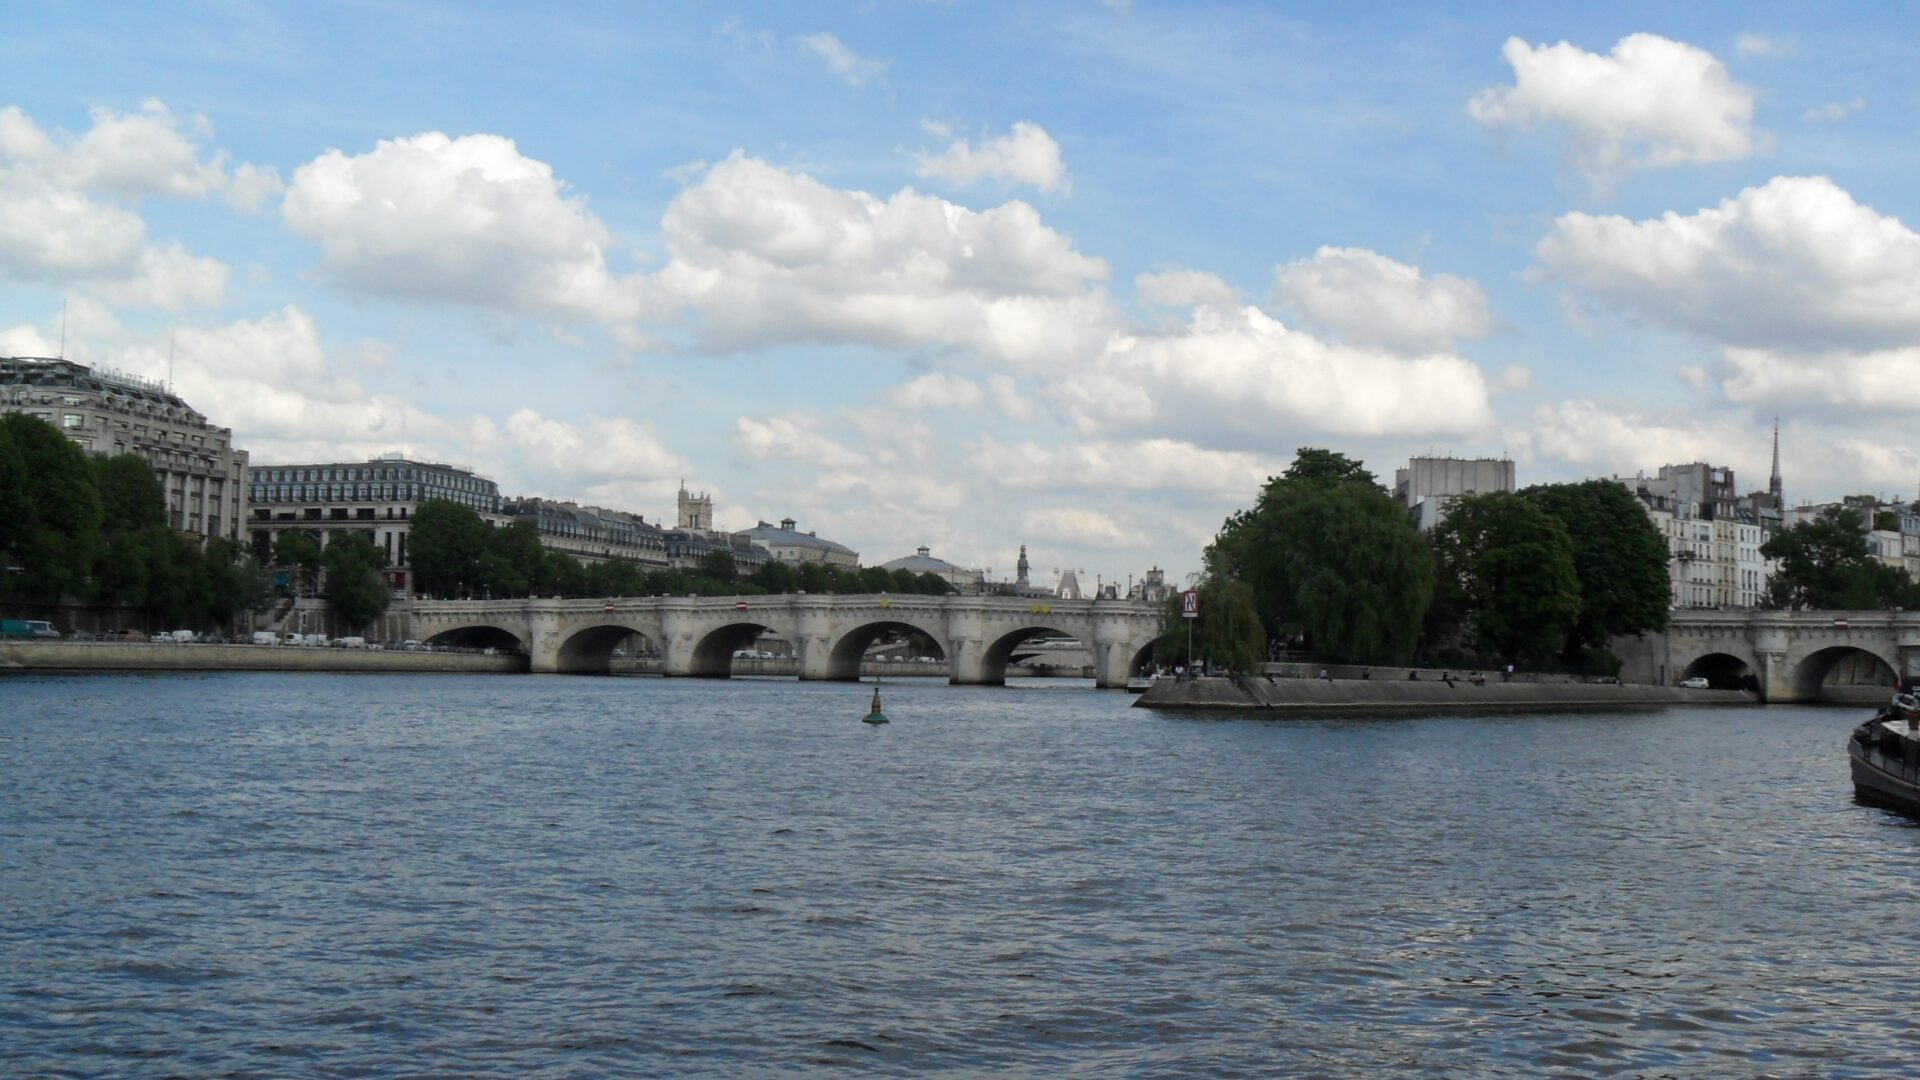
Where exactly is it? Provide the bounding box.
[1153,576,1266,674]
[1208,448,1432,664]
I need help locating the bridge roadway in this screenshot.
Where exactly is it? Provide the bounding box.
[410,593,1165,688]
[1618,609,1920,703]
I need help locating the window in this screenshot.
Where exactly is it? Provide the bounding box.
[61,413,83,429]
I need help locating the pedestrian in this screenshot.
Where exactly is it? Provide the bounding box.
[1319,668,1332,682]
[1504,663,1514,682]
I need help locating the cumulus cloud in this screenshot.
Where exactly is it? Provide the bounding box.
[1534,175,1920,352]
[889,372,983,410]
[1020,507,1147,550]
[1054,303,1494,444]
[1269,246,1495,354]
[282,131,652,325]
[1721,346,1920,412]
[986,373,1037,420]
[1468,33,1757,177]
[914,121,1069,193]
[501,409,689,478]
[733,415,866,469]
[0,101,246,307]
[1804,98,1866,123]
[1135,267,1239,311]
[652,153,1112,361]
[798,32,887,86]
[973,436,1279,496]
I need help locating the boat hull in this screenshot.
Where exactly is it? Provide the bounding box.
[1849,719,1920,813]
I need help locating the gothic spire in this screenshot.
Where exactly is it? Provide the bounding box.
[1768,416,1783,506]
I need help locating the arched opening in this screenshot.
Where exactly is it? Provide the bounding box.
[1680,652,1756,691]
[555,624,662,675]
[824,620,948,681]
[687,621,778,678]
[1791,646,1899,704]
[1127,641,1160,678]
[424,624,525,654]
[981,625,1085,684]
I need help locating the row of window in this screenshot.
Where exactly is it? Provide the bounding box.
[254,465,493,494]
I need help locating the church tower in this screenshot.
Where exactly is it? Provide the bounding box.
[677,480,713,532]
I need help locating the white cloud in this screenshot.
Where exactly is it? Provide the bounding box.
[0,101,240,308]
[987,373,1037,420]
[889,372,983,410]
[914,121,1069,194]
[501,409,689,478]
[1803,98,1866,123]
[1055,303,1494,443]
[1734,33,1789,59]
[223,161,286,215]
[1721,346,1920,412]
[798,33,887,87]
[653,153,1112,361]
[733,415,866,469]
[1269,246,1495,354]
[974,436,1279,496]
[1468,33,1757,177]
[1135,267,1239,311]
[1534,176,1920,352]
[282,131,651,325]
[1021,507,1147,550]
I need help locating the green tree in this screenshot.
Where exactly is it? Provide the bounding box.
[486,519,547,597]
[91,454,167,532]
[1521,480,1672,659]
[796,561,829,594]
[322,533,390,631]
[858,566,894,593]
[408,499,490,597]
[273,531,323,594]
[752,559,798,594]
[1762,506,1917,609]
[140,526,202,630]
[916,570,954,595]
[0,413,103,601]
[1429,492,1582,665]
[1154,576,1265,673]
[1210,449,1432,664]
[698,548,738,583]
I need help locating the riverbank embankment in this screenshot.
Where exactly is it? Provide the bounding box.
[1,642,525,674]
[1136,676,1753,711]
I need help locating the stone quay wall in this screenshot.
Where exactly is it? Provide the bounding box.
[1,642,525,675]
[1136,676,1751,711]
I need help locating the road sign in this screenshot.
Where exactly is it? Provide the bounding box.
[603,601,615,614]
[735,600,749,613]
[1833,618,1850,628]
[1181,590,1199,619]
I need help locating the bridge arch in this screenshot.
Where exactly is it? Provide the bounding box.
[423,622,527,653]
[824,619,949,681]
[1680,651,1757,691]
[554,621,664,675]
[1790,645,1898,704]
[686,620,784,678]
[978,624,1087,685]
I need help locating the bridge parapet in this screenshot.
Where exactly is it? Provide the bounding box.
[1628,609,1920,703]
[408,593,1164,687]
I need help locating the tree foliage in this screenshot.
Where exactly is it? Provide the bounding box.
[322,533,391,630]
[407,498,492,598]
[1762,506,1919,610]
[1210,449,1431,664]
[1428,492,1582,665]
[0,412,103,601]
[1520,480,1671,656]
[1154,576,1265,673]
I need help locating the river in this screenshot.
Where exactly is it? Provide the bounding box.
[2,673,1915,1076]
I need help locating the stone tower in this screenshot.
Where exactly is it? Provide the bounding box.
[677,481,713,532]
[1016,544,1030,587]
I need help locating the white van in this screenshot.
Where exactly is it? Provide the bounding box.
[303,634,330,647]
[335,636,367,649]
[251,631,278,646]
[283,633,304,646]
[170,629,196,643]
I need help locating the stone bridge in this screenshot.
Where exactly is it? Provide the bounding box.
[1617,610,1920,703]
[409,594,1166,688]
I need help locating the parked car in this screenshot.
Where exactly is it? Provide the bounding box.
[283,633,305,646]
[1,619,61,639]
[251,631,279,646]
[1680,676,1710,689]
[335,636,367,649]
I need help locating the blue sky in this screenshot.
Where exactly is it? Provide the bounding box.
[4,2,1920,587]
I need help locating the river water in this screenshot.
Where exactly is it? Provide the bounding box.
[2,673,1915,1077]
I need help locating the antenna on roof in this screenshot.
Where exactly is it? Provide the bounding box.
[59,299,67,359]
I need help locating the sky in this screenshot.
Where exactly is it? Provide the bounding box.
[4,2,1920,590]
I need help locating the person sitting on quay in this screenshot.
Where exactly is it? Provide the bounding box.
[1441,671,1456,688]
[1408,670,1420,680]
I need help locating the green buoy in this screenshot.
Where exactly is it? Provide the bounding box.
[862,684,889,725]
